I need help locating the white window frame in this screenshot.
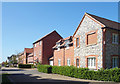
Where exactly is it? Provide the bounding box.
[66,46,69,49]
[112,56,119,68]
[67,59,70,66]
[112,33,119,44]
[58,59,61,66]
[35,44,36,47]
[34,52,36,56]
[57,48,60,51]
[39,50,41,56]
[39,41,41,45]
[87,57,96,69]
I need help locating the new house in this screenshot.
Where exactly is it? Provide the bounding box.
[33,30,62,65]
[53,36,74,66]
[73,13,120,69]
[19,48,33,64]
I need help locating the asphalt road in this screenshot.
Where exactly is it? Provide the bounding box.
[1,67,120,84]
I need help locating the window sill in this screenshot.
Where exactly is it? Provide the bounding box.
[86,43,97,47]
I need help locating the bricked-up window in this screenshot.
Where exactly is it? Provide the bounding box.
[112,33,119,44]
[76,38,79,47]
[87,32,97,45]
[112,57,119,68]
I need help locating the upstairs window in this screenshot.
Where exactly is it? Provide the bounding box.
[87,32,97,45]
[39,41,41,45]
[112,33,118,44]
[35,44,36,47]
[76,38,79,47]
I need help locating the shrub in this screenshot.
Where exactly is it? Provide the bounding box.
[18,64,33,68]
[37,65,52,73]
[37,65,120,82]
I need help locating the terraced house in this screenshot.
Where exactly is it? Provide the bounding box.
[33,30,62,65]
[53,36,74,66]
[19,48,33,64]
[73,13,120,70]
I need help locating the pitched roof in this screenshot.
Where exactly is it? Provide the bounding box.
[73,13,120,37]
[33,30,62,44]
[87,13,120,30]
[53,36,73,49]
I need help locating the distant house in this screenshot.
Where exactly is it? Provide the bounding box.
[53,36,74,66]
[73,13,120,70]
[33,30,62,65]
[19,48,33,64]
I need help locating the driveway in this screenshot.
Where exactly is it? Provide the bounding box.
[1,67,119,84]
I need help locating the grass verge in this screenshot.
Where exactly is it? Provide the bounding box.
[1,73,12,84]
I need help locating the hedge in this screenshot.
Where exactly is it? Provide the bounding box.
[37,65,120,82]
[37,65,52,73]
[18,64,33,68]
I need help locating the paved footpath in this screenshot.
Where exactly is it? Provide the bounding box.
[1,67,120,84]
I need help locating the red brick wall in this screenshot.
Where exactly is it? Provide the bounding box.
[33,31,62,65]
[33,41,43,63]
[65,46,74,66]
[54,46,74,66]
[54,48,64,66]
[42,32,62,64]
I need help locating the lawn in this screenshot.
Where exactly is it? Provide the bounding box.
[1,73,12,84]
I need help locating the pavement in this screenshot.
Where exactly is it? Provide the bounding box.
[1,67,120,84]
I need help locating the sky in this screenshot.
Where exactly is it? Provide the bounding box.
[2,2,119,63]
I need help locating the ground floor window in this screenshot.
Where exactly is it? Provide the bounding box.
[67,59,70,66]
[87,57,96,68]
[76,58,79,68]
[58,59,61,66]
[112,57,119,68]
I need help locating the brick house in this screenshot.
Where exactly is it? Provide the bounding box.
[27,52,34,64]
[18,52,24,64]
[33,30,62,65]
[19,48,33,64]
[73,13,120,70]
[53,36,74,66]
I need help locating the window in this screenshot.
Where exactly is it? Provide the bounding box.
[87,32,97,45]
[67,59,70,66]
[35,44,36,47]
[34,52,36,56]
[66,46,69,49]
[57,48,60,51]
[112,57,119,68]
[58,59,61,66]
[39,50,41,56]
[112,33,118,44]
[39,41,41,45]
[76,38,79,47]
[76,59,79,68]
[87,57,96,68]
